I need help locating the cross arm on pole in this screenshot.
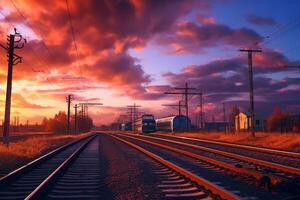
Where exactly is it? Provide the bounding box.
[174,87,196,90]
[239,49,262,53]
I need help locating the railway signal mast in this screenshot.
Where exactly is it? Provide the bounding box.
[1,29,26,145]
[239,48,262,138]
[165,82,202,131]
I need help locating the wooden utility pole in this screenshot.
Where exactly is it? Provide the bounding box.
[126,103,141,133]
[165,83,202,131]
[74,104,78,134]
[66,94,73,134]
[78,103,103,117]
[2,29,26,145]
[239,48,262,138]
[199,93,203,129]
[223,102,226,122]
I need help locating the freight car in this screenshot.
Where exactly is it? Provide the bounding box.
[156,115,191,132]
[120,122,132,131]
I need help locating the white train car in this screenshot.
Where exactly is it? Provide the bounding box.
[156,115,191,132]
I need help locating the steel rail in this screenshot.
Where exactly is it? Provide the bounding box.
[0,132,94,187]
[148,134,300,176]
[108,133,239,200]
[25,135,97,200]
[155,133,300,159]
[120,134,282,185]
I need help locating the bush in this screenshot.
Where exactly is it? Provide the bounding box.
[267,106,289,132]
[42,111,93,133]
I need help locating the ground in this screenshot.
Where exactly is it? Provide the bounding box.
[154,131,300,152]
[0,132,90,177]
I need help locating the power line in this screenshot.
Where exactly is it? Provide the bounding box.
[9,0,51,52]
[6,1,84,91]
[0,9,15,29]
[258,16,300,47]
[162,100,184,116]
[65,0,82,76]
[284,42,300,54]
[0,4,57,89]
[165,82,202,131]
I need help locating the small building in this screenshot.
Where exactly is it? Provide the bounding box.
[235,112,265,131]
[204,122,229,132]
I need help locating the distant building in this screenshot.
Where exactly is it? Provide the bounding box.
[235,112,265,132]
[204,121,229,132]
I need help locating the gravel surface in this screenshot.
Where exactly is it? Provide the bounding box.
[118,135,294,200]
[98,134,165,200]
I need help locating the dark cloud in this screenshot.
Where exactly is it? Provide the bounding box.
[157,21,263,54]
[246,14,278,26]
[1,0,205,99]
[163,53,300,119]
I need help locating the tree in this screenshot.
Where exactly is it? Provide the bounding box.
[267,106,289,132]
[42,111,94,134]
[41,117,48,129]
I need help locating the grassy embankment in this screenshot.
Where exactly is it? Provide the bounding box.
[0,132,90,177]
[158,132,300,152]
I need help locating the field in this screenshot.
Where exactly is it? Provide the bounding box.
[157,131,300,152]
[0,132,90,177]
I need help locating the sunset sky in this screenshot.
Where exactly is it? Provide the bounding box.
[0,0,299,125]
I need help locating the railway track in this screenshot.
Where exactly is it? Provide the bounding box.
[116,133,300,199]
[0,132,239,199]
[1,131,298,199]
[108,133,239,200]
[154,133,300,169]
[0,133,96,200]
[141,133,300,181]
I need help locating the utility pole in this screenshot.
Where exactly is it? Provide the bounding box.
[199,93,203,129]
[74,104,78,134]
[80,104,84,119]
[14,117,16,132]
[17,116,19,132]
[66,94,73,134]
[77,102,103,132]
[126,103,141,133]
[165,83,201,131]
[162,101,184,116]
[2,29,26,145]
[223,102,226,122]
[239,48,262,138]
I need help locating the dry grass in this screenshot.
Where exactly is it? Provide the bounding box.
[158,131,300,152]
[0,133,90,176]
